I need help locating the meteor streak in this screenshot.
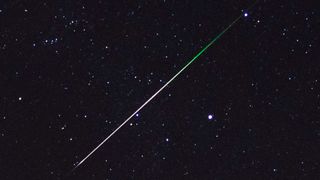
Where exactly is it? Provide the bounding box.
[71,3,258,172]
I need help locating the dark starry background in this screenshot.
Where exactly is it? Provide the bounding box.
[1,0,320,179]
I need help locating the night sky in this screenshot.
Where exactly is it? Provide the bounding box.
[1,0,320,179]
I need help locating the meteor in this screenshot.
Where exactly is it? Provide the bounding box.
[71,3,258,172]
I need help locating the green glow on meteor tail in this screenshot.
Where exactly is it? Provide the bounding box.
[164,15,242,86]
